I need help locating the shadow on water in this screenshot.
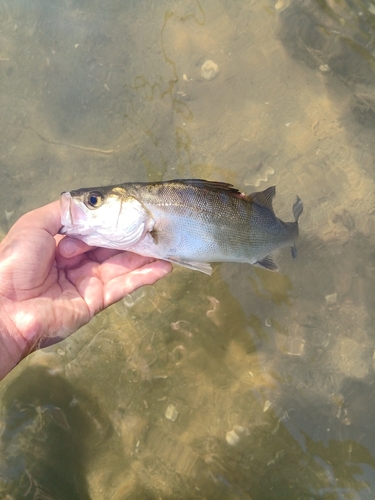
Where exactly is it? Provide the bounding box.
[0,366,112,500]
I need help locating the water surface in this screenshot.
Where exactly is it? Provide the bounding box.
[1,0,375,498]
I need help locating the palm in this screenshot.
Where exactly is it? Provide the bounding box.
[0,201,171,350]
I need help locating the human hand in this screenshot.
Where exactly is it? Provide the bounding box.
[0,201,172,379]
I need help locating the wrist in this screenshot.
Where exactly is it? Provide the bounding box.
[0,299,29,380]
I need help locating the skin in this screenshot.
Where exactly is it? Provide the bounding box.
[0,201,172,381]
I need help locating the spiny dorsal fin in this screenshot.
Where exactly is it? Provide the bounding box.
[249,186,276,212]
[160,180,278,207]
[173,179,244,198]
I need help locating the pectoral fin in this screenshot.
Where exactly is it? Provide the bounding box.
[151,228,180,251]
[254,255,279,272]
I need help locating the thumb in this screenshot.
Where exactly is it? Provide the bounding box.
[58,237,95,258]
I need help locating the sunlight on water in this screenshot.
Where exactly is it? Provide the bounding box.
[1,0,375,498]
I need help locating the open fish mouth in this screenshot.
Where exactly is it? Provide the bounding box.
[59,191,89,235]
[59,192,73,233]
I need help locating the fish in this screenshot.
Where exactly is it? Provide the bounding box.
[59,179,303,275]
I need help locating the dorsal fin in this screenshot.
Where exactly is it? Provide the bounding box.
[163,180,277,207]
[173,179,244,198]
[249,186,276,212]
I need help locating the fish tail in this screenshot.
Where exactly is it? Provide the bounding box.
[290,196,303,259]
[293,196,303,223]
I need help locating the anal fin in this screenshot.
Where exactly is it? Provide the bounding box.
[254,255,279,272]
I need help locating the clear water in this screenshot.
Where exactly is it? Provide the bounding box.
[1,0,375,498]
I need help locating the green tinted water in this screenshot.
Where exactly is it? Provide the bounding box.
[1,0,375,498]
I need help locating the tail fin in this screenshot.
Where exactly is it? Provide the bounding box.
[291,196,303,259]
[293,196,303,222]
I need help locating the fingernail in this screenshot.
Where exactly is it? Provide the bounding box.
[61,238,78,257]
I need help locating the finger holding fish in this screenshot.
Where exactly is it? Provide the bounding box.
[58,236,135,263]
[58,236,96,259]
[98,259,173,308]
[63,251,172,312]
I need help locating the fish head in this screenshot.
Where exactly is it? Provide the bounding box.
[59,186,153,249]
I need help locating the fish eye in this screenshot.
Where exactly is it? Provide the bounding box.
[86,191,104,208]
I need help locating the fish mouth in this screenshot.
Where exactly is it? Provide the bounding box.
[59,191,87,234]
[59,192,73,233]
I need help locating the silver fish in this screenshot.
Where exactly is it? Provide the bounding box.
[59,179,303,275]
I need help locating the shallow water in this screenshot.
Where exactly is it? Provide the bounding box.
[1,0,375,498]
